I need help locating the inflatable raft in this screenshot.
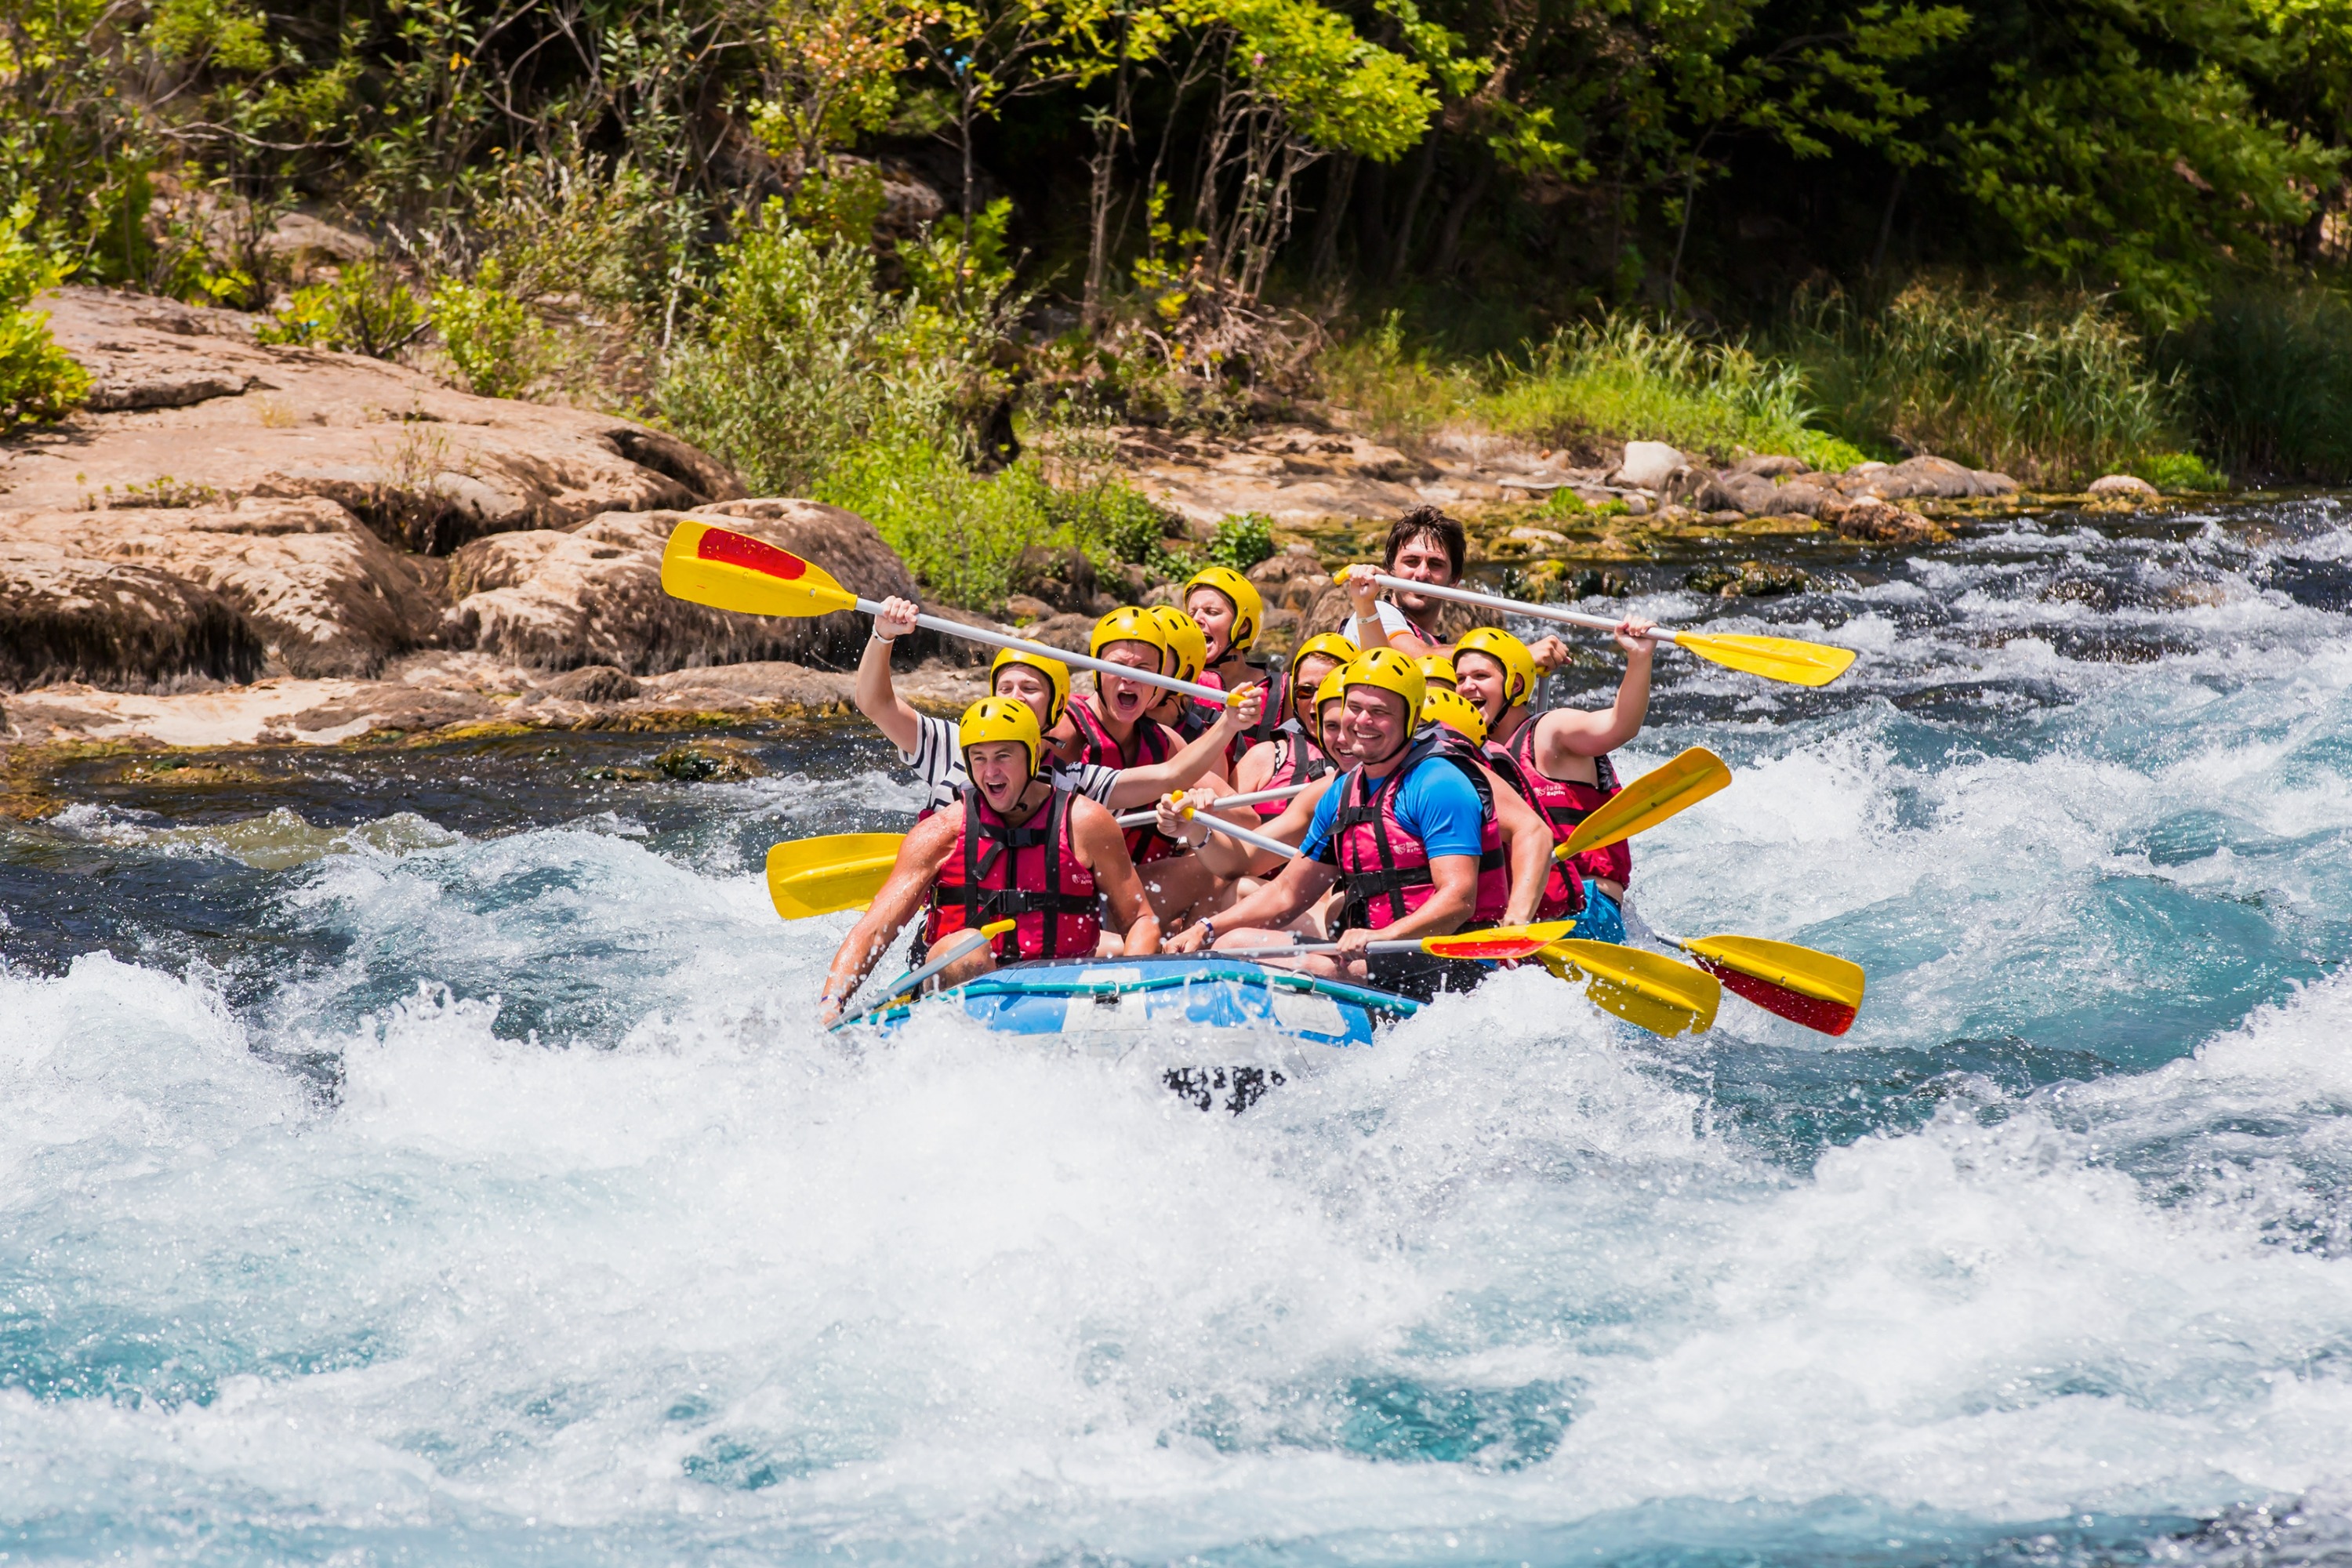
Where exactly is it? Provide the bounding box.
[866,955,1421,1112]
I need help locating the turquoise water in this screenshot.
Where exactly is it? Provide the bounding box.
[4,498,2351,1565]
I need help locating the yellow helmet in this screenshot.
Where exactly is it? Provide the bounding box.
[1421,687,1489,745]
[1312,665,1349,713]
[1184,564,1264,654]
[989,646,1070,725]
[958,695,1042,779]
[1288,631,1358,686]
[1089,604,1170,666]
[1454,626,1539,708]
[1147,605,1210,685]
[1341,646,1425,720]
[1417,653,1458,691]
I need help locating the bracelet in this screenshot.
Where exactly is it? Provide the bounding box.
[869,630,898,644]
[1197,919,1216,946]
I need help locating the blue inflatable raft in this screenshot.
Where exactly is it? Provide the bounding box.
[866,955,1421,1112]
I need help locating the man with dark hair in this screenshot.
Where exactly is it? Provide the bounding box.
[1342,504,1467,656]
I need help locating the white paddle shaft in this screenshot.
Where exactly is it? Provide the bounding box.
[830,927,994,1029]
[1108,805,1304,860]
[1341,569,1677,644]
[865,599,1239,706]
[1110,780,1312,830]
[1214,939,1483,957]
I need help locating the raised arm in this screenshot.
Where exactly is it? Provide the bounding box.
[1537,616,1657,760]
[1069,797,1163,955]
[818,811,958,1023]
[1101,684,1264,807]
[851,596,926,757]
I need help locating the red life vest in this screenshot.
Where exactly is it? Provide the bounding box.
[1189,662,1276,770]
[1066,696,1182,862]
[1486,720,1630,891]
[1254,719,1333,818]
[1322,734,1512,931]
[924,786,1102,962]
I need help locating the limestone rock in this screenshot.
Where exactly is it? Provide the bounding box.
[0,543,264,691]
[9,288,742,554]
[1825,497,1950,545]
[1733,454,1810,479]
[2088,474,2161,500]
[441,501,919,673]
[1686,561,1811,597]
[1611,441,1685,492]
[1838,455,2017,501]
[0,497,445,680]
[539,664,642,702]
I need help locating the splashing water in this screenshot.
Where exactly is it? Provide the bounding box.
[4,499,2351,1566]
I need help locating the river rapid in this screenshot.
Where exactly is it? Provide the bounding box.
[5,496,2352,1566]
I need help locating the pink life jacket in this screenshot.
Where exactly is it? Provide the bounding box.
[1253,719,1334,818]
[1066,695,1182,864]
[1323,734,1512,932]
[924,786,1102,962]
[1487,720,1630,892]
[1186,662,1276,770]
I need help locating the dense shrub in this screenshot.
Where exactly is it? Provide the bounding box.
[258,260,427,358]
[2164,285,2352,485]
[430,273,546,399]
[0,203,89,428]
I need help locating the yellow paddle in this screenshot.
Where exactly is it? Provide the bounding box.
[663,518,1254,708]
[1538,938,1722,1037]
[1557,746,1731,859]
[1665,933,1865,1035]
[766,833,904,920]
[1336,568,1857,687]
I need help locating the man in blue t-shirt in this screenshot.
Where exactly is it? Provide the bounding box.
[1165,649,1509,1001]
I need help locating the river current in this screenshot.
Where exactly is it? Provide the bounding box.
[5,497,2352,1566]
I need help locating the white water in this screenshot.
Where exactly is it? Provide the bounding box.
[4,500,2352,1564]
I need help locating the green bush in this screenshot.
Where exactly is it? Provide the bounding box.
[0,203,89,428]
[258,260,427,358]
[1788,283,2184,488]
[2165,285,2352,485]
[430,272,546,398]
[2138,452,2227,492]
[1207,512,1276,572]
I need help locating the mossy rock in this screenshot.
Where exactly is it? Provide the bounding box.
[1686,561,1812,597]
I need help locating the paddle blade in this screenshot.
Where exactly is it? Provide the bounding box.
[1421,920,1577,961]
[1682,935,1864,1036]
[1539,939,1721,1037]
[765,833,906,920]
[1559,747,1731,858]
[1673,631,1857,688]
[662,519,860,619]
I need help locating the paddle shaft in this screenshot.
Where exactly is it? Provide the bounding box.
[829,925,996,1029]
[1216,939,1480,958]
[871,600,1236,707]
[1344,570,1685,646]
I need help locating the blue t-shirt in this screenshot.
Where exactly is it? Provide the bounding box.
[1303,752,1486,864]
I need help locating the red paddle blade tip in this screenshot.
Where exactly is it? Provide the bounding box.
[1697,959,1858,1036]
[1428,935,1552,961]
[694,524,811,581]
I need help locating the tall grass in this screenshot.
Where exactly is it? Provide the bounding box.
[1787,283,2183,487]
[1478,317,1865,470]
[2165,284,2352,485]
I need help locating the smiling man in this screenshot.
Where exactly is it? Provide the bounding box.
[1341,505,1467,657]
[818,698,1161,1024]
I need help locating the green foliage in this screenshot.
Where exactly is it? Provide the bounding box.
[2139,451,2228,492]
[1481,316,1856,470]
[1213,0,1439,162]
[1206,511,1276,570]
[2164,283,2352,484]
[1788,282,2183,486]
[0,203,89,427]
[430,272,544,397]
[257,260,426,357]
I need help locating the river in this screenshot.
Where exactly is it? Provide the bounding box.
[4,495,2350,1566]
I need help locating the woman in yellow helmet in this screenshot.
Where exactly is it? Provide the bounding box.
[818,698,1163,1023]
[1450,618,1658,942]
[852,594,1262,818]
[1225,631,1356,818]
[1182,564,1277,765]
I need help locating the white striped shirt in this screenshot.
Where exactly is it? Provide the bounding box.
[903,714,1122,815]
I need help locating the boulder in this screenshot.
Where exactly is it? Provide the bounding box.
[1733,454,1811,479]
[1839,455,2016,501]
[0,543,266,691]
[1611,441,1685,492]
[1694,470,1784,517]
[0,497,445,679]
[441,500,920,673]
[1686,561,1811,597]
[2088,474,2161,501]
[539,664,642,703]
[1824,497,1950,545]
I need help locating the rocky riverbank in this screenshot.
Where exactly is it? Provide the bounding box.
[2,285,2180,786]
